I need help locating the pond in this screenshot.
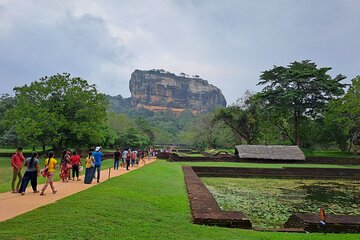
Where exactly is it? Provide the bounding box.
[201,177,360,228]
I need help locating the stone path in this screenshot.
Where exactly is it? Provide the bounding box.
[0,157,156,222]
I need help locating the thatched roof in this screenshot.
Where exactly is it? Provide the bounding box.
[234,145,305,161]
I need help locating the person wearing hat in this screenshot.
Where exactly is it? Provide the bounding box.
[92,146,103,183]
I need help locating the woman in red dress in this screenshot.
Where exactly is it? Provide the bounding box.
[60,150,71,182]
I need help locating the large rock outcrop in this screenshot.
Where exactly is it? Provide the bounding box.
[129,69,226,114]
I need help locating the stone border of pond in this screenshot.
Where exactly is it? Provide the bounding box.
[183,166,360,233]
[182,166,252,229]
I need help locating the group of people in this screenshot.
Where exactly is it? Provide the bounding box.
[10,147,58,195]
[115,148,150,171]
[10,146,155,196]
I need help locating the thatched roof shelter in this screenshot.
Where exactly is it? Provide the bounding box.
[234,145,305,161]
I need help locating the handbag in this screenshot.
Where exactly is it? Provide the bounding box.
[89,156,95,168]
[41,158,50,177]
[79,166,84,172]
[40,167,48,177]
[66,163,73,169]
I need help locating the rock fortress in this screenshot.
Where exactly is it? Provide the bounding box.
[108,69,227,115]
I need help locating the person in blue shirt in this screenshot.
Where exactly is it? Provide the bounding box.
[92,146,103,183]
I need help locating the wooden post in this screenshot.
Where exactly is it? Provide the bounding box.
[108,167,111,179]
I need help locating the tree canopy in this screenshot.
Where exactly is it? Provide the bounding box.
[325,76,360,149]
[214,91,260,144]
[257,60,346,146]
[5,73,108,150]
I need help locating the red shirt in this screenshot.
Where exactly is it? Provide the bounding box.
[70,155,81,165]
[11,153,25,169]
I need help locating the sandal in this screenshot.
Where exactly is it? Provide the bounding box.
[40,192,44,196]
[53,190,57,194]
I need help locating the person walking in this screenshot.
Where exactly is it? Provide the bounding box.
[126,149,131,171]
[131,150,137,167]
[60,150,71,182]
[70,150,82,181]
[84,151,95,184]
[113,148,121,170]
[19,152,40,195]
[122,149,128,168]
[40,151,57,195]
[11,147,25,193]
[92,146,103,183]
[141,150,145,165]
[147,149,151,161]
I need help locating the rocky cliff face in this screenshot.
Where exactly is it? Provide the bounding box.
[129,70,226,114]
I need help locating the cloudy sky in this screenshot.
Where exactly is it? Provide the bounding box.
[0,0,359,104]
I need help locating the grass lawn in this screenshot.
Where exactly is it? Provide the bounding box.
[174,161,360,169]
[0,160,359,239]
[177,153,205,157]
[0,157,117,193]
[202,177,360,229]
[0,147,53,154]
[302,149,358,158]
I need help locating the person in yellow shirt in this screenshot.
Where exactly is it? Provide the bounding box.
[40,151,58,195]
[84,151,95,184]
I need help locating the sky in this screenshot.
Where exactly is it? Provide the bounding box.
[0,0,359,104]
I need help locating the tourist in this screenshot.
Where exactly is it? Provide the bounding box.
[141,150,145,165]
[122,148,128,168]
[84,151,95,184]
[40,151,57,195]
[93,146,103,183]
[113,148,121,170]
[60,150,71,182]
[126,149,131,171]
[148,148,151,161]
[19,152,40,195]
[11,147,25,193]
[70,150,82,181]
[131,150,136,167]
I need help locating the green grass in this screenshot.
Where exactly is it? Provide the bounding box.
[174,161,360,169]
[0,147,53,154]
[202,177,360,229]
[0,160,359,239]
[177,153,205,157]
[302,149,358,158]
[0,157,117,193]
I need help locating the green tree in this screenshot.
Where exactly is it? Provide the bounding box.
[117,127,150,149]
[214,91,260,144]
[0,94,17,146]
[257,60,346,146]
[135,117,155,144]
[325,76,360,150]
[6,73,108,150]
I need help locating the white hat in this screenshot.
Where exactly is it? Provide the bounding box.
[95,146,101,151]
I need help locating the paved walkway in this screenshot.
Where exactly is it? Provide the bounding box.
[0,157,156,222]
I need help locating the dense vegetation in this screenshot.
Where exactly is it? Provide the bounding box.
[0,60,358,151]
